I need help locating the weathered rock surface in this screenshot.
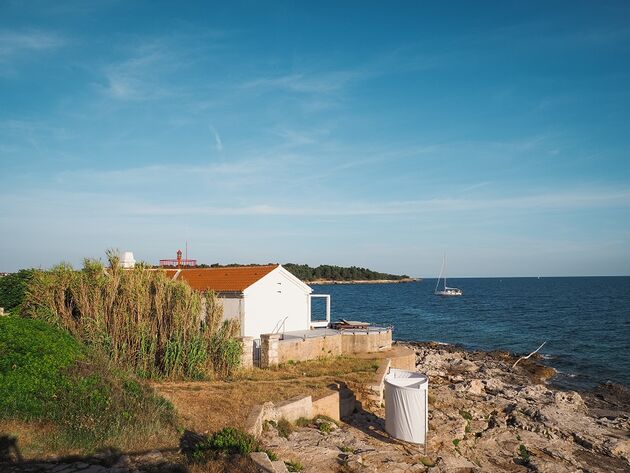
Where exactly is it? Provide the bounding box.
[261,342,630,472]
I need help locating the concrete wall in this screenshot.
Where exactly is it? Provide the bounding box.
[312,391,340,422]
[341,329,392,354]
[275,333,343,365]
[259,329,393,368]
[242,267,312,340]
[245,392,345,437]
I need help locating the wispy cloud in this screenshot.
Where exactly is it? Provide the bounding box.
[242,69,363,94]
[0,29,65,59]
[101,43,177,101]
[122,188,630,217]
[98,30,231,101]
[458,181,493,194]
[12,185,628,219]
[0,29,65,75]
[208,125,223,151]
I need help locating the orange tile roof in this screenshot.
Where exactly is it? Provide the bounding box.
[167,265,279,292]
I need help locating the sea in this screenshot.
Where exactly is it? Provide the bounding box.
[312,277,630,391]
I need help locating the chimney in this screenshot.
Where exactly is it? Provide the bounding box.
[177,249,182,268]
[121,251,136,269]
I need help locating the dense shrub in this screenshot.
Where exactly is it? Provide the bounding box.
[22,251,241,379]
[0,269,36,312]
[208,427,258,455]
[189,427,268,463]
[0,316,176,450]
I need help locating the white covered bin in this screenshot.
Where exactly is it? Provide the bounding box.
[384,368,428,445]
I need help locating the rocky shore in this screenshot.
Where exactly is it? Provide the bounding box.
[262,341,630,472]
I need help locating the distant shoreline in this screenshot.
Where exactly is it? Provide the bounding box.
[307,277,420,285]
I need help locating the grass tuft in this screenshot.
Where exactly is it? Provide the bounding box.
[517,444,531,465]
[285,459,304,472]
[276,418,294,439]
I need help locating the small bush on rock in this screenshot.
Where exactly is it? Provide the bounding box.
[277,418,294,439]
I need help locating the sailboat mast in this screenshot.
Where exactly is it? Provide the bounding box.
[435,254,445,293]
[444,254,447,289]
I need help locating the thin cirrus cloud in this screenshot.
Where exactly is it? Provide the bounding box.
[9,187,626,219]
[242,70,363,94]
[0,29,65,59]
[122,189,630,217]
[208,125,223,151]
[0,29,66,76]
[101,46,177,101]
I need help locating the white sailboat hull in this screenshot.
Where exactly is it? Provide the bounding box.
[435,287,463,297]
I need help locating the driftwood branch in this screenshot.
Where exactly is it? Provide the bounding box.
[512,341,547,369]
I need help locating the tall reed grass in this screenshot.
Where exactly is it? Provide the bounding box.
[22,250,241,379]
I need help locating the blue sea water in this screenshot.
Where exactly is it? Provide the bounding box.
[312,277,630,390]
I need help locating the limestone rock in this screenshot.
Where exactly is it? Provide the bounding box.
[467,379,484,396]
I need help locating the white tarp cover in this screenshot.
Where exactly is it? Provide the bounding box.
[384,369,428,444]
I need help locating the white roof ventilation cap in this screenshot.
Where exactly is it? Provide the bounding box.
[121,251,136,269]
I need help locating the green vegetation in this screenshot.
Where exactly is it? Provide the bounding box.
[0,316,176,451]
[295,417,311,427]
[452,438,461,447]
[315,414,339,426]
[190,427,272,463]
[283,263,410,282]
[318,421,334,434]
[285,459,304,472]
[0,269,36,312]
[264,449,279,461]
[276,418,294,439]
[518,444,531,465]
[0,316,84,419]
[21,251,241,379]
[460,409,473,433]
[205,427,257,455]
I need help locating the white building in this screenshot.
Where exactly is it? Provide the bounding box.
[164,264,330,340]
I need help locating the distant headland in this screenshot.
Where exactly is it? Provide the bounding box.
[190,262,416,284]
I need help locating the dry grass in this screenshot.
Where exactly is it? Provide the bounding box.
[0,419,179,461]
[234,355,380,384]
[154,356,381,433]
[187,455,259,473]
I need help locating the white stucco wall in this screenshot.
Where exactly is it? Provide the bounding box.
[242,266,312,339]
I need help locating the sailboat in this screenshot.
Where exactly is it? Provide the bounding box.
[435,254,463,297]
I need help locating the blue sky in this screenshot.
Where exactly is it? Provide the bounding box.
[1,1,629,277]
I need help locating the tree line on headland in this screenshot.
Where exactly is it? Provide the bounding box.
[282,263,410,281]
[194,262,410,281]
